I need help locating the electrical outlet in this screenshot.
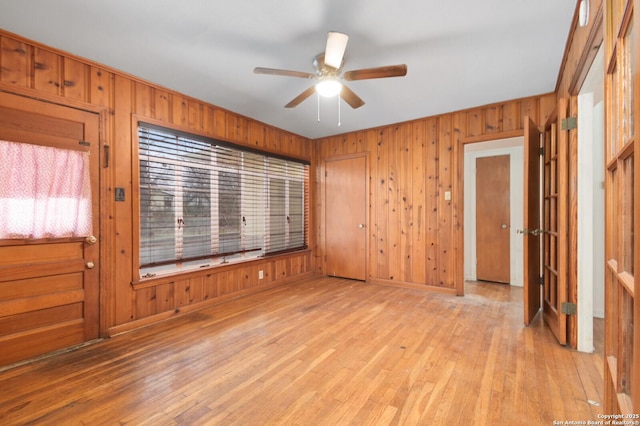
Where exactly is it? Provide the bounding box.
[259,270,264,279]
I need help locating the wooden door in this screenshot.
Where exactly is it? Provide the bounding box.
[325,155,367,280]
[0,92,100,366]
[542,99,568,345]
[476,155,510,283]
[603,0,638,412]
[523,117,541,325]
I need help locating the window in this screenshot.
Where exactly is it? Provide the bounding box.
[0,140,92,239]
[138,124,308,275]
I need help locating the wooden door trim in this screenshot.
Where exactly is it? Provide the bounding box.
[523,117,542,325]
[541,98,569,345]
[322,152,369,281]
[460,130,525,145]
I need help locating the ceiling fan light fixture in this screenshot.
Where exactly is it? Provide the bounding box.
[315,79,342,97]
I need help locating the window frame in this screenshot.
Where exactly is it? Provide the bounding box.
[132,118,309,279]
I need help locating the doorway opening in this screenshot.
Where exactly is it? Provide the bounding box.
[463,137,525,288]
[576,45,605,353]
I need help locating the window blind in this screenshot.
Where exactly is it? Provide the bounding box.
[138,125,308,271]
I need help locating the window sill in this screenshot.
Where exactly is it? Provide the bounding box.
[131,247,311,290]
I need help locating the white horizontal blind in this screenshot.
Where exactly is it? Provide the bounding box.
[138,125,307,271]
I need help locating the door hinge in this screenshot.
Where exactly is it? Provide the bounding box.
[539,147,544,156]
[561,302,577,315]
[561,117,577,130]
[539,276,544,285]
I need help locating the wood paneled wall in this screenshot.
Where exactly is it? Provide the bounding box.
[315,95,556,294]
[0,30,314,335]
[0,4,582,335]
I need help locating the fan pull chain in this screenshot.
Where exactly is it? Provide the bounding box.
[317,92,320,122]
[338,95,341,126]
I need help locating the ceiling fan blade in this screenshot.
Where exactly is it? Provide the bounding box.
[340,85,365,109]
[254,67,316,79]
[324,31,349,69]
[285,86,317,108]
[343,64,408,81]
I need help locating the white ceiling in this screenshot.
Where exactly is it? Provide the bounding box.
[0,0,577,139]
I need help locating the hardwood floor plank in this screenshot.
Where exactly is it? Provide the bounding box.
[0,277,604,425]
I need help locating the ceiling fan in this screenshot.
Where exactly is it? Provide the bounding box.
[254,31,407,109]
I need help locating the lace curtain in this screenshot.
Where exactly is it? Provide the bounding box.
[0,140,92,239]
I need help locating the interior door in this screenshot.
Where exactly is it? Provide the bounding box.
[0,92,100,366]
[542,99,568,344]
[523,117,542,325]
[325,155,367,280]
[476,155,511,283]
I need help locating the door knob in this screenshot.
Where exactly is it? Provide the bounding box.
[358,224,365,228]
[86,261,95,269]
[86,235,97,244]
[517,228,542,236]
[501,223,509,229]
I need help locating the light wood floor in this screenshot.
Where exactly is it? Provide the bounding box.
[0,277,604,425]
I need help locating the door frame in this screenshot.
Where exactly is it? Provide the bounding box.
[321,152,369,280]
[575,44,605,354]
[459,125,542,326]
[0,84,109,337]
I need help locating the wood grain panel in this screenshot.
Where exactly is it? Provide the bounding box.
[411,121,426,284]
[0,241,83,265]
[135,82,153,117]
[62,57,88,101]
[0,303,83,336]
[0,289,85,317]
[212,108,227,139]
[174,278,190,307]
[249,121,265,147]
[398,124,413,282]
[33,47,61,95]
[0,320,84,366]
[172,95,189,127]
[187,100,202,131]
[0,36,30,86]
[0,273,83,301]
[112,74,134,325]
[190,275,206,304]
[438,114,454,288]
[425,118,439,286]
[154,89,171,122]
[267,126,280,152]
[468,110,483,137]
[388,126,400,280]
[502,102,520,132]
[155,282,174,313]
[0,106,84,143]
[89,67,112,108]
[375,128,390,279]
[484,106,501,134]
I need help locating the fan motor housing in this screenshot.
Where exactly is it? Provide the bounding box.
[313,53,342,77]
